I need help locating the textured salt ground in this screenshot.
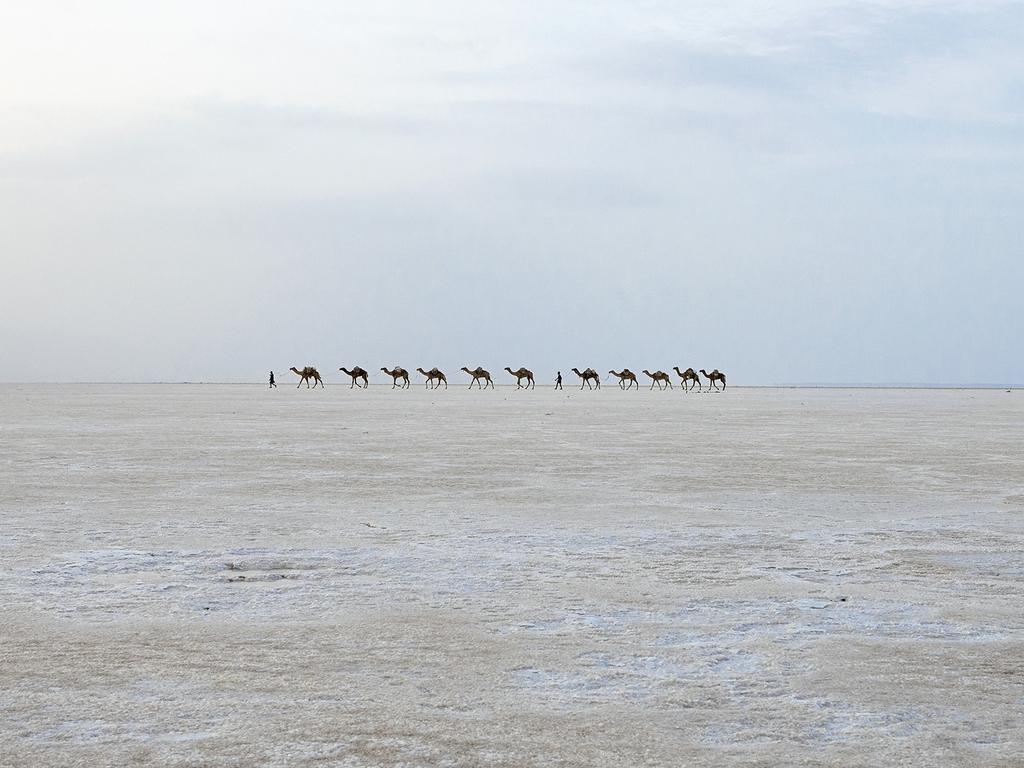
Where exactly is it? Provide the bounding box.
[1,384,1023,767]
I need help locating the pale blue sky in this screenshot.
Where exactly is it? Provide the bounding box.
[1,1,1021,384]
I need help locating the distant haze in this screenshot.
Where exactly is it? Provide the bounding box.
[1,1,1021,385]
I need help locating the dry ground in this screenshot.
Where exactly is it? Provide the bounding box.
[1,384,1022,766]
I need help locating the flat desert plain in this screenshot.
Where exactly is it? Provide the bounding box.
[1,384,1022,767]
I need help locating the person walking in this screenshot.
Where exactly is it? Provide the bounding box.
[269,370,277,388]
[555,371,563,390]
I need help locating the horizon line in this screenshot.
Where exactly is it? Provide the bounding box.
[0,382,1016,390]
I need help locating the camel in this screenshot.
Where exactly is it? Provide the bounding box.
[643,370,673,390]
[572,367,601,390]
[339,366,369,389]
[381,366,411,389]
[673,366,701,391]
[461,366,494,389]
[609,369,638,390]
[416,367,448,389]
[504,367,535,390]
[700,368,727,391]
[290,366,324,389]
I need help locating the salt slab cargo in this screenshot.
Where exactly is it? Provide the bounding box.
[1,384,1022,766]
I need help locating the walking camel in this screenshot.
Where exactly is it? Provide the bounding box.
[673,366,701,391]
[643,370,673,390]
[700,369,727,391]
[381,366,411,389]
[461,366,494,389]
[504,367,535,389]
[290,366,325,389]
[339,366,369,389]
[609,369,638,390]
[572,367,601,390]
[416,367,448,389]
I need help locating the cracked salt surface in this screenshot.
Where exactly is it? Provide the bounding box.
[2,384,1023,766]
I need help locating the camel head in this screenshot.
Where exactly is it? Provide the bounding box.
[290,367,301,374]
[461,366,472,374]
[643,370,652,377]
[699,369,708,376]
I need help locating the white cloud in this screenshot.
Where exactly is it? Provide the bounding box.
[0,1,1021,383]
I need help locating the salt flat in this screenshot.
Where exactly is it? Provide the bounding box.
[1,384,1022,767]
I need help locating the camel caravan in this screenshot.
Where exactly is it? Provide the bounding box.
[287,365,727,391]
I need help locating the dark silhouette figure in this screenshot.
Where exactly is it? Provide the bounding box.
[609,369,639,390]
[700,368,727,391]
[461,366,494,389]
[673,366,701,392]
[504,367,535,389]
[572,367,601,389]
[269,371,276,388]
[643,370,673,390]
[555,371,563,390]
[381,366,411,389]
[416,367,448,389]
[339,367,370,389]
[290,366,325,388]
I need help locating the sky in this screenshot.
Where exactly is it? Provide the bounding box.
[1,1,1021,385]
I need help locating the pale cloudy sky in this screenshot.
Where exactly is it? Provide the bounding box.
[1,1,1021,384]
